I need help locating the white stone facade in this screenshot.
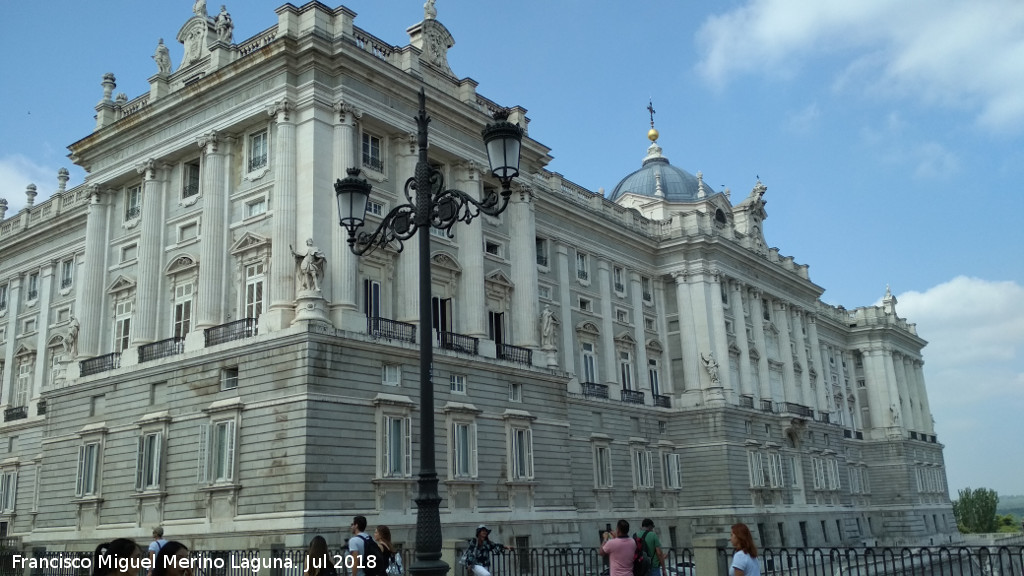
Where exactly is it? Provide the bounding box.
[0,2,954,553]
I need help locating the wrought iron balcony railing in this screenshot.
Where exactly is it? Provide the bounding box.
[367,316,416,343]
[536,254,548,266]
[4,406,27,422]
[581,382,608,399]
[739,395,755,408]
[498,343,532,365]
[782,402,814,418]
[80,352,121,376]
[439,331,478,355]
[182,184,200,198]
[204,318,258,347]
[139,337,185,363]
[653,394,671,408]
[760,399,774,413]
[36,398,47,416]
[248,155,268,172]
[621,389,645,404]
[577,269,588,280]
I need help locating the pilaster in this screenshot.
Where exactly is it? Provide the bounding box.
[791,309,811,407]
[195,132,232,330]
[731,280,753,398]
[76,187,110,358]
[32,265,55,399]
[330,101,362,330]
[672,271,700,392]
[913,361,934,433]
[629,271,650,394]
[1,277,22,403]
[596,259,616,386]
[132,160,165,344]
[707,270,732,396]
[653,279,675,394]
[893,353,917,431]
[775,301,799,405]
[265,100,298,331]
[455,163,486,339]
[555,241,574,376]
[509,185,538,347]
[749,289,772,403]
[393,134,419,325]
[806,314,828,415]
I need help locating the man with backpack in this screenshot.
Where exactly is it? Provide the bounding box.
[636,519,667,576]
[347,515,387,576]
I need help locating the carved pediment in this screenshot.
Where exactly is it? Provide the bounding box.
[165,253,199,276]
[229,232,270,255]
[13,343,36,358]
[614,331,637,346]
[46,334,65,348]
[646,339,664,354]
[430,252,461,273]
[576,321,600,336]
[107,275,137,294]
[485,269,515,289]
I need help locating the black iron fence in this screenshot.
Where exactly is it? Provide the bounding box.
[440,331,479,355]
[368,317,416,343]
[138,337,185,363]
[79,352,120,376]
[581,382,609,399]
[722,546,1024,576]
[204,318,258,347]
[499,343,533,365]
[452,546,695,576]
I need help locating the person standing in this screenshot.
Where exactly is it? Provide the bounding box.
[728,523,760,576]
[348,516,371,576]
[373,525,402,576]
[147,527,168,576]
[638,519,667,576]
[463,525,512,576]
[600,520,636,576]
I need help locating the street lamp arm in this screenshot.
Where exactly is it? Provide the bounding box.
[347,202,419,256]
[429,186,509,237]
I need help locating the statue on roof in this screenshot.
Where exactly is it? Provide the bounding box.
[153,38,172,76]
[215,5,234,43]
[424,0,437,20]
[193,0,207,17]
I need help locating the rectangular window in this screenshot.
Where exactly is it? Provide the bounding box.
[578,297,592,312]
[0,284,7,310]
[582,342,598,383]
[183,161,201,198]
[26,273,39,301]
[450,374,466,394]
[120,244,138,264]
[615,308,628,323]
[632,448,653,488]
[125,186,142,220]
[619,351,634,390]
[648,359,661,397]
[510,427,534,480]
[114,300,132,353]
[362,132,383,172]
[382,415,412,478]
[221,367,239,390]
[828,458,841,490]
[198,420,236,483]
[366,200,384,217]
[431,297,453,334]
[245,263,265,321]
[0,471,16,512]
[484,239,503,257]
[748,451,765,487]
[76,442,100,496]
[488,311,505,348]
[642,277,653,303]
[13,361,31,408]
[594,445,612,488]
[173,284,193,339]
[575,252,589,280]
[248,130,268,172]
[382,364,401,386]
[535,237,549,267]
[450,421,477,479]
[60,259,74,289]
[245,198,267,218]
[663,452,682,489]
[812,457,826,490]
[135,432,162,491]
[508,382,522,402]
[613,266,625,293]
[767,452,785,488]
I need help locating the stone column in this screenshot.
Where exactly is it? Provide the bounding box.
[393,134,419,325]
[672,271,700,392]
[653,278,675,393]
[775,302,800,405]
[330,101,361,330]
[266,100,297,331]
[708,271,732,396]
[731,281,753,398]
[509,186,539,348]
[842,351,864,431]
[555,241,574,374]
[132,160,164,345]
[195,133,230,330]
[913,361,934,434]
[791,309,811,407]
[76,188,110,358]
[806,314,828,415]
[2,277,22,403]
[905,357,925,433]
[455,163,487,338]
[881,347,904,430]
[629,271,650,394]
[32,265,55,398]
[893,353,917,431]
[749,289,772,403]
[863,347,894,431]
[596,260,616,386]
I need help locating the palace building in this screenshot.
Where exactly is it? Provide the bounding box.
[0,1,954,552]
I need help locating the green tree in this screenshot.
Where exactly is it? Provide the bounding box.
[953,487,999,533]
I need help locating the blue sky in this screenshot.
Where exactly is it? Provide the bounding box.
[1,1,1022,497]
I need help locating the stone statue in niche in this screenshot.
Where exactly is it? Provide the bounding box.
[539,305,555,348]
[153,38,172,75]
[64,316,80,356]
[701,351,720,383]
[215,6,234,43]
[291,238,326,292]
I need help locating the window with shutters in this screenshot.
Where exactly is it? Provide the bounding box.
[509,426,534,480]
[767,452,785,488]
[198,419,237,484]
[381,415,412,478]
[448,418,478,479]
[135,432,163,491]
[0,470,17,513]
[113,299,133,353]
[173,284,193,339]
[245,262,265,321]
[75,441,101,497]
[593,443,612,488]
[662,452,682,490]
[748,451,765,488]
[631,447,653,489]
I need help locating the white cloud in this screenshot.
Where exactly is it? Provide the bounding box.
[0,154,56,215]
[785,103,820,134]
[695,0,1024,131]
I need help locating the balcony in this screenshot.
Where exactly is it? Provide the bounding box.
[621,389,645,405]
[855,431,864,440]
[739,395,755,409]
[781,402,814,418]
[26,289,38,300]
[498,343,532,365]
[581,382,608,399]
[4,406,27,422]
[614,282,625,293]
[577,270,588,281]
[653,394,671,408]
[439,331,478,355]
[61,278,73,289]
[759,399,774,413]
[204,318,258,347]
[367,316,416,344]
[843,429,852,439]
[816,412,831,424]
[125,205,142,220]
[36,398,47,416]
[910,431,918,440]
[362,155,384,173]
[248,155,268,172]
[80,352,121,376]
[139,337,185,363]
[182,184,200,198]
[536,254,548,267]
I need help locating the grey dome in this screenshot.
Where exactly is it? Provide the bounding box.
[609,142,710,203]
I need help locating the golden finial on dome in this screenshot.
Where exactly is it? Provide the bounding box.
[647,99,658,142]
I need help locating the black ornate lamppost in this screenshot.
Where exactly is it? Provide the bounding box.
[335,88,523,576]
